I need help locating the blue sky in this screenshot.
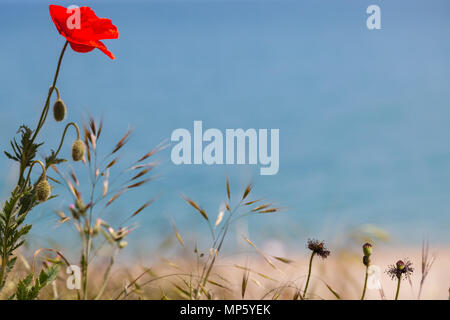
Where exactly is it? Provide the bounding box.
[0,1,449,251]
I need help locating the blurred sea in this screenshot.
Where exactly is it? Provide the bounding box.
[0,0,450,253]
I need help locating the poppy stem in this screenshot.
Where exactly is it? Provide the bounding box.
[33,41,69,141]
[17,41,69,186]
[53,122,81,158]
[23,160,47,188]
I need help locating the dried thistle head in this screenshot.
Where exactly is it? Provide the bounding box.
[386,259,414,280]
[307,239,330,259]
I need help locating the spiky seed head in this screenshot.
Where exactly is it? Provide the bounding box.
[36,179,51,202]
[307,239,330,259]
[363,243,372,257]
[363,255,371,267]
[53,99,66,122]
[72,139,85,162]
[387,259,414,280]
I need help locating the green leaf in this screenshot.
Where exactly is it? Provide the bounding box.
[324,282,341,300]
[13,265,60,300]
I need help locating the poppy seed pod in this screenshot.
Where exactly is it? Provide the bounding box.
[36,179,51,202]
[53,99,66,122]
[363,243,372,257]
[72,139,85,162]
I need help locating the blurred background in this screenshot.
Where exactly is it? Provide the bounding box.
[0,0,449,257]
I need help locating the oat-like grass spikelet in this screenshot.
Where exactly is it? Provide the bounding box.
[242,183,252,200]
[127,177,154,189]
[241,269,250,299]
[106,189,126,207]
[130,198,157,218]
[214,204,225,228]
[137,140,169,162]
[171,220,185,248]
[112,129,133,154]
[182,194,209,221]
[226,177,231,200]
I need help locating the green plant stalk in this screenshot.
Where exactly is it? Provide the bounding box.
[81,231,88,300]
[0,197,18,288]
[18,41,68,186]
[23,160,47,187]
[81,147,100,300]
[302,252,315,299]
[94,248,118,300]
[0,42,69,289]
[395,277,401,300]
[194,200,243,299]
[361,265,369,300]
[53,122,81,160]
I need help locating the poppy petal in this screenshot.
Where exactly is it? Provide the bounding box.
[69,42,95,53]
[70,41,115,60]
[94,40,116,60]
[49,5,118,59]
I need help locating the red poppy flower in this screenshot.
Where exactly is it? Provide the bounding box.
[49,5,119,59]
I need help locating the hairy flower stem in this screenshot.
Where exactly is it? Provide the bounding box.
[0,42,69,290]
[303,252,315,299]
[17,41,68,187]
[395,277,401,300]
[54,122,81,158]
[24,161,47,186]
[361,265,369,300]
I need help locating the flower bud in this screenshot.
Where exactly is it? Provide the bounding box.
[396,260,405,270]
[53,99,66,122]
[36,179,51,202]
[363,243,372,257]
[119,240,128,249]
[72,139,85,162]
